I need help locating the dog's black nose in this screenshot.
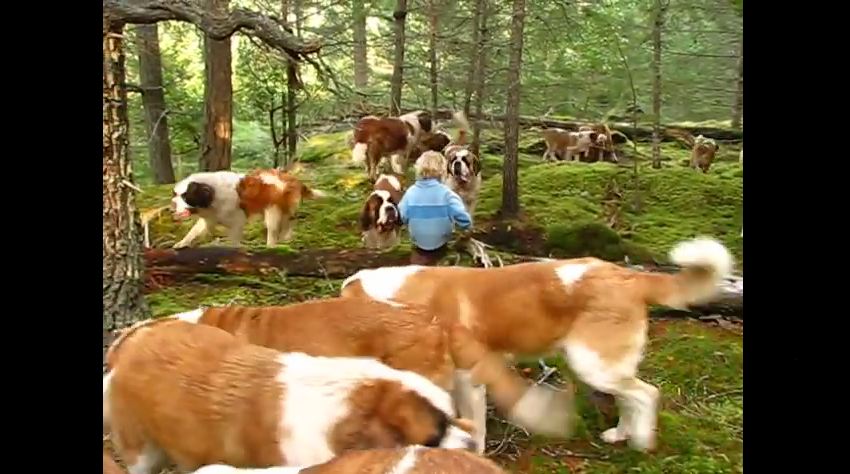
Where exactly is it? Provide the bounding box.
[464,438,478,452]
[453,161,463,174]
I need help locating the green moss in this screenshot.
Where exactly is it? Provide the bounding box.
[545,221,626,261]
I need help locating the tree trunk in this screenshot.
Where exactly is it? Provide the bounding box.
[352,0,368,89]
[650,0,666,169]
[283,0,300,164]
[470,0,489,157]
[200,0,233,171]
[501,0,525,218]
[103,17,150,336]
[731,35,743,130]
[428,0,439,116]
[463,0,482,117]
[389,0,408,116]
[135,22,176,184]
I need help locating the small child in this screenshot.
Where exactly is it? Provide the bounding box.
[398,151,472,265]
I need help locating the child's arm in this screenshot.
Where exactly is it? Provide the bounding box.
[446,191,472,229]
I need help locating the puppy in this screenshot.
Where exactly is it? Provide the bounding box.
[171,169,325,248]
[190,446,506,474]
[341,237,734,451]
[411,111,470,161]
[444,145,482,217]
[103,319,476,473]
[164,298,574,453]
[351,112,433,180]
[360,174,404,250]
[540,128,597,162]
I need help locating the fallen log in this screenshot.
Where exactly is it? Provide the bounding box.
[303,106,742,142]
[145,246,742,316]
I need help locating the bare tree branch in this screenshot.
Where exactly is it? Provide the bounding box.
[103,0,321,61]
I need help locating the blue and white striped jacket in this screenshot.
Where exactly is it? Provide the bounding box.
[398,178,472,251]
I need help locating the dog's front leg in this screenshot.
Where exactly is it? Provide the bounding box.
[453,370,488,454]
[173,218,210,249]
[226,214,247,248]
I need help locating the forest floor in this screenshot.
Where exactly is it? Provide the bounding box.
[128,126,743,473]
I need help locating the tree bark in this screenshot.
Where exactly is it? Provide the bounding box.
[135,22,176,184]
[650,0,666,169]
[501,0,526,218]
[731,35,743,130]
[389,0,408,116]
[104,17,151,335]
[428,0,439,116]
[470,0,488,157]
[352,0,368,89]
[200,0,233,172]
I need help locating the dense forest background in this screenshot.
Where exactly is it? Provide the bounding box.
[122,0,743,183]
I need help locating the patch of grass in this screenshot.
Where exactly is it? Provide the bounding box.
[494,319,742,474]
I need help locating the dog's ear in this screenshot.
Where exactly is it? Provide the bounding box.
[360,195,379,231]
[184,182,215,209]
[376,382,449,448]
[471,154,481,176]
[418,113,433,133]
[589,132,599,142]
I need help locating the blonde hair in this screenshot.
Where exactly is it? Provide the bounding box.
[415,151,447,180]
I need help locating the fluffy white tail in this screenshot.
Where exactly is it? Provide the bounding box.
[646,237,734,308]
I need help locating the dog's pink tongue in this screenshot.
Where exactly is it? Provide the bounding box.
[174,210,191,220]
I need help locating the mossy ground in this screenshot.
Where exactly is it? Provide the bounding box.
[136,126,743,473]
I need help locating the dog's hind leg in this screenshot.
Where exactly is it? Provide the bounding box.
[264,207,284,247]
[562,321,659,451]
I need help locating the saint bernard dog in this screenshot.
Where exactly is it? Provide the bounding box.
[153,298,573,454]
[190,446,506,474]
[171,169,325,249]
[540,128,598,162]
[102,319,476,473]
[360,174,405,250]
[340,237,734,451]
[444,145,482,217]
[578,123,620,163]
[351,111,433,180]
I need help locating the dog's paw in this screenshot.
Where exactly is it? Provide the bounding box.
[601,427,629,444]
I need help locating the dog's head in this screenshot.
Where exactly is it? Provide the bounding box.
[576,130,599,148]
[334,380,476,453]
[172,179,215,220]
[445,146,481,184]
[360,190,400,233]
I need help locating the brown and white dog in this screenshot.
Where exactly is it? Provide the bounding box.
[171,169,325,248]
[191,446,506,474]
[540,128,598,162]
[444,145,482,217]
[411,111,471,161]
[103,319,477,473]
[164,298,573,453]
[360,174,405,250]
[351,111,433,180]
[340,237,734,451]
[579,124,619,163]
[668,130,721,173]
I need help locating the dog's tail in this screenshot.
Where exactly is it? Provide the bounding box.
[300,182,327,200]
[453,111,470,146]
[641,237,734,309]
[448,324,575,439]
